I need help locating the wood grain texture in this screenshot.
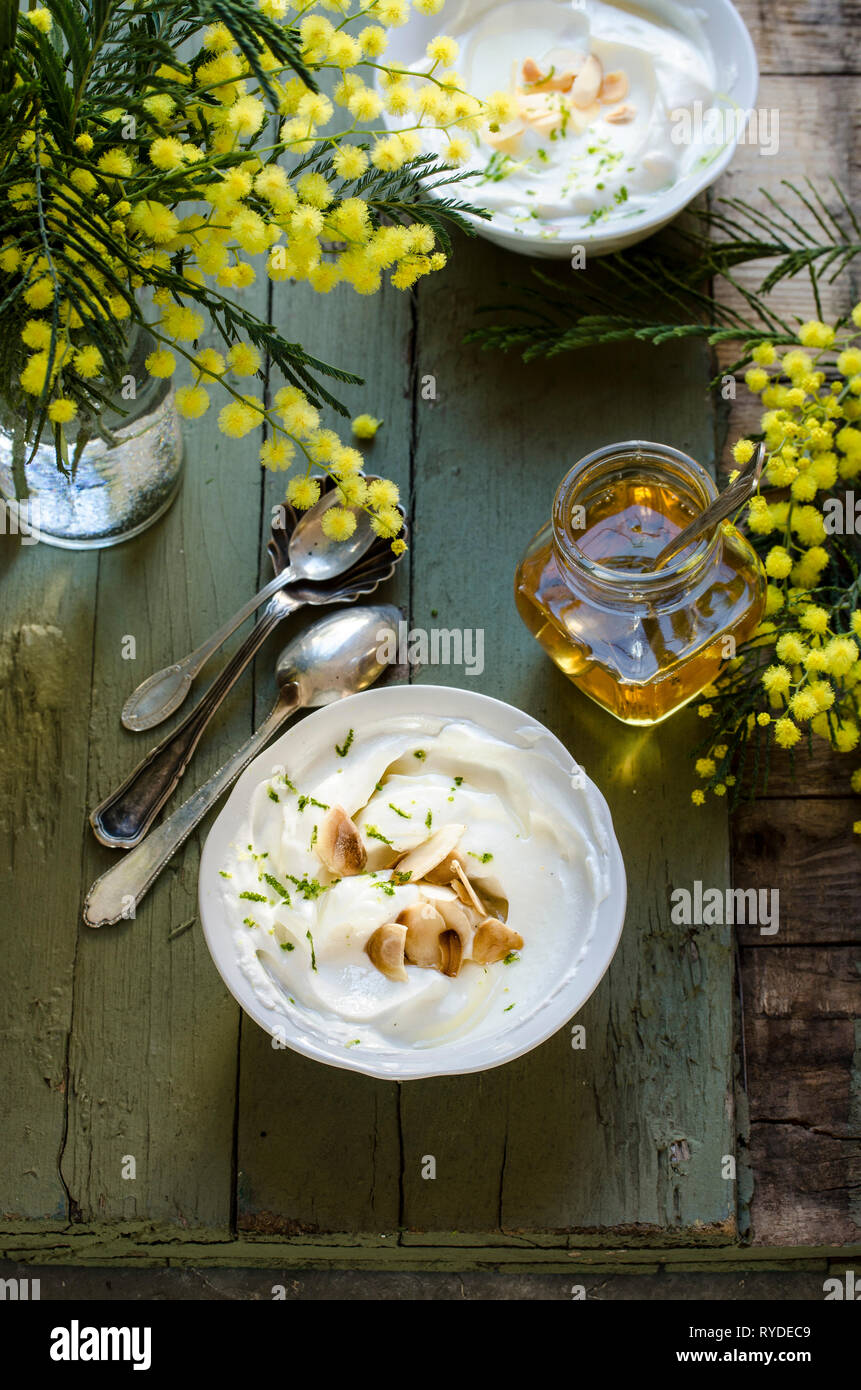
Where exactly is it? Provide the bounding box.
[686,71,858,471]
[740,948,861,1245]
[0,541,97,1222]
[396,233,737,1238]
[731,798,861,945]
[58,312,266,1228]
[737,741,861,799]
[236,272,412,1235]
[1,1261,857,1298]
[733,0,861,76]
[711,75,859,379]
[1,1225,857,1269]
[710,18,861,1251]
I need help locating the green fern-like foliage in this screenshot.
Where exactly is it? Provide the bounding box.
[469,180,861,378]
[287,142,488,258]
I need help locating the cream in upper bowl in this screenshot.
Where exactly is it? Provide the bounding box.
[387,0,724,244]
[218,714,611,1054]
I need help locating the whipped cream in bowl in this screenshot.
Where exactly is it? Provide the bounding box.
[379,0,758,257]
[199,684,626,1079]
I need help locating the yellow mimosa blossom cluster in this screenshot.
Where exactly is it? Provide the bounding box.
[692,307,861,817]
[2,0,504,543]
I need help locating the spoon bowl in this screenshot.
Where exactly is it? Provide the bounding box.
[285,489,376,582]
[121,482,383,731]
[91,540,405,849]
[83,604,401,927]
[279,603,396,707]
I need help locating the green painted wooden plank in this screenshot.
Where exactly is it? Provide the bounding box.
[235,273,413,1234]
[0,540,98,1221]
[396,232,736,1235]
[2,1228,854,1270]
[59,305,267,1228]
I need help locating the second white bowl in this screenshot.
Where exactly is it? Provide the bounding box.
[379,0,758,258]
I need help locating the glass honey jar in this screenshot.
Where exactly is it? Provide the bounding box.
[515,441,766,725]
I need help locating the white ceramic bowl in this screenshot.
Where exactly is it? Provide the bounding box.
[379,0,758,258]
[199,684,626,1080]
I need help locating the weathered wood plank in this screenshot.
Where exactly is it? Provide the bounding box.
[1,1259,853,1297]
[743,942,861,1017]
[393,232,737,1237]
[0,540,97,1222]
[733,0,861,76]
[711,52,861,1252]
[712,68,859,482]
[234,273,412,1234]
[59,312,266,1228]
[732,797,861,945]
[2,1226,858,1269]
[745,1016,857,1135]
[740,946,861,1245]
[712,76,859,378]
[736,741,861,799]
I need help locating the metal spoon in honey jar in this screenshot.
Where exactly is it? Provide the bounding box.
[649,442,766,572]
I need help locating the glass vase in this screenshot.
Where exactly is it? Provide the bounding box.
[0,327,184,550]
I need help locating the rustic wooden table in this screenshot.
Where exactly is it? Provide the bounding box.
[0,0,858,1278]
[713,0,861,1253]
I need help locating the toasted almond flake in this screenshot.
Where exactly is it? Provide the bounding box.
[315,805,367,876]
[434,895,475,938]
[567,100,600,134]
[471,919,524,965]
[399,901,466,977]
[398,901,446,967]
[451,879,472,908]
[396,823,465,883]
[452,861,486,916]
[545,72,575,93]
[570,53,602,108]
[490,895,511,924]
[438,931,464,978]
[418,883,460,904]
[527,71,576,94]
[423,847,467,885]
[605,102,636,124]
[365,923,407,981]
[521,57,575,92]
[599,70,629,104]
[515,96,567,138]
[530,46,587,88]
[536,113,566,137]
[516,92,556,120]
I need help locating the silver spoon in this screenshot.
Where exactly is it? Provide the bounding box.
[83,604,399,928]
[650,442,766,571]
[89,535,403,850]
[122,489,377,732]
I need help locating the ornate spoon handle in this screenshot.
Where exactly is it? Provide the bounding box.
[84,688,300,927]
[121,566,296,732]
[90,590,297,849]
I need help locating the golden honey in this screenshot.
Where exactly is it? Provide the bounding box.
[515,442,766,725]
